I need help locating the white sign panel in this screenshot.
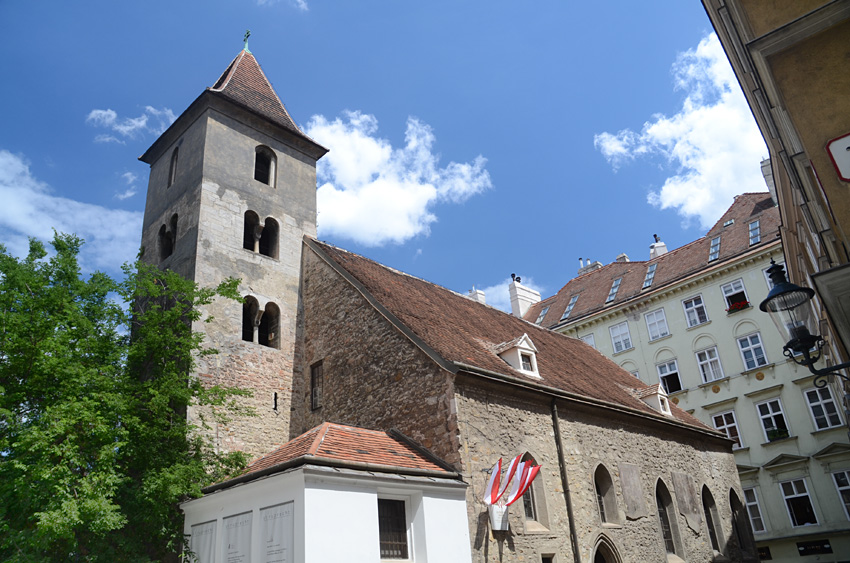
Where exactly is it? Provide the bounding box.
[827,132,850,182]
[223,512,252,563]
[261,502,294,563]
[191,520,217,563]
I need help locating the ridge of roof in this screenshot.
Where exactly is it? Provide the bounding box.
[307,238,717,434]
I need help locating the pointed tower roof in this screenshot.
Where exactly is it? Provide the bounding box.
[209,49,305,138]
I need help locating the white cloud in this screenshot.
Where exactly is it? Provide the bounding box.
[114,171,139,200]
[305,111,492,246]
[0,150,142,273]
[594,33,767,229]
[475,276,544,314]
[86,106,176,141]
[256,0,307,9]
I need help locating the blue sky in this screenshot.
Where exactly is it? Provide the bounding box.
[0,0,767,311]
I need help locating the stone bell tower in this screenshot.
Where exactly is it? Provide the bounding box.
[138,45,327,456]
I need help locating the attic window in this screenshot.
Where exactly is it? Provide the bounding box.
[496,334,540,377]
[642,263,657,289]
[709,236,721,261]
[723,219,734,227]
[659,396,671,415]
[521,353,533,371]
[561,294,579,320]
[606,278,622,303]
[535,306,550,325]
[749,220,761,245]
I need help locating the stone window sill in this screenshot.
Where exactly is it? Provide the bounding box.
[741,363,774,376]
[761,435,796,446]
[601,522,623,529]
[612,347,635,357]
[522,520,550,534]
[698,377,729,389]
[649,333,673,344]
[687,320,711,331]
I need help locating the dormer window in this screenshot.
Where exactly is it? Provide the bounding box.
[709,236,721,261]
[561,294,579,320]
[495,334,540,378]
[749,220,761,245]
[637,384,673,417]
[642,263,657,289]
[723,219,734,227]
[606,278,622,303]
[535,306,550,325]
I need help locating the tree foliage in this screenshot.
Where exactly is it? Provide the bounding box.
[0,234,248,561]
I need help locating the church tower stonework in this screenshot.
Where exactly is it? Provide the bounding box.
[139,48,327,456]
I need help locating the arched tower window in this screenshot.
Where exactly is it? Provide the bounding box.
[258,302,280,349]
[158,214,178,261]
[254,146,276,186]
[593,536,622,563]
[243,211,261,252]
[594,465,618,523]
[258,217,279,259]
[702,485,722,553]
[242,296,260,343]
[168,147,178,188]
[655,480,680,556]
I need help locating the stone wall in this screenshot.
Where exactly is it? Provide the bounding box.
[455,378,746,563]
[291,245,462,467]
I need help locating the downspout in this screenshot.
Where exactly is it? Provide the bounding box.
[552,397,581,563]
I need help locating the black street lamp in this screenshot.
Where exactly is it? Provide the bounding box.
[759,260,850,436]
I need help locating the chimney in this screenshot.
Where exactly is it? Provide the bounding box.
[578,258,604,275]
[649,234,668,259]
[615,253,630,263]
[467,287,486,304]
[509,274,541,318]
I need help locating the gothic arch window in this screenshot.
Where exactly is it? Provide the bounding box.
[254,145,276,186]
[702,485,723,553]
[168,147,178,188]
[655,479,681,558]
[730,489,756,559]
[158,214,178,261]
[242,296,260,343]
[594,464,618,524]
[258,217,279,259]
[592,535,623,563]
[519,452,548,529]
[258,302,280,349]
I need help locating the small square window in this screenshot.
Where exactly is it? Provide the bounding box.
[804,386,842,430]
[696,346,724,382]
[738,333,768,370]
[721,279,749,311]
[521,353,533,372]
[580,333,596,349]
[645,308,669,340]
[712,410,742,448]
[756,398,789,442]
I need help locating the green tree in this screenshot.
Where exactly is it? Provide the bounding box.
[0,234,248,561]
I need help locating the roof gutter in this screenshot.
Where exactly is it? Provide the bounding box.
[203,454,462,495]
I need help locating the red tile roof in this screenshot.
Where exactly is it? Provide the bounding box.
[243,422,451,476]
[309,240,711,432]
[526,193,780,328]
[209,50,319,146]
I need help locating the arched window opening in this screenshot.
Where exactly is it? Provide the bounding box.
[168,147,178,188]
[595,465,617,523]
[656,480,679,556]
[519,452,548,528]
[242,296,260,343]
[158,224,173,261]
[258,302,280,349]
[730,489,756,558]
[254,146,276,186]
[702,486,722,552]
[258,217,279,259]
[593,536,622,563]
[243,211,261,252]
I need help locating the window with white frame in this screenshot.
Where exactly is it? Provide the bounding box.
[657,360,682,394]
[378,498,409,559]
[749,220,761,245]
[743,488,766,533]
[609,322,632,353]
[712,410,742,448]
[696,347,724,382]
[645,309,669,340]
[780,479,818,527]
[833,471,850,520]
[606,278,622,303]
[535,306,550,325]
[561,294,579,320]
[643,263,657,289]
[580,333,596,349]
[738,333,768,370]
[709,236,721,261]
[682,295,709,327]
[721,279,749,311]
[804,386,843,430]
[756,398,789,442]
